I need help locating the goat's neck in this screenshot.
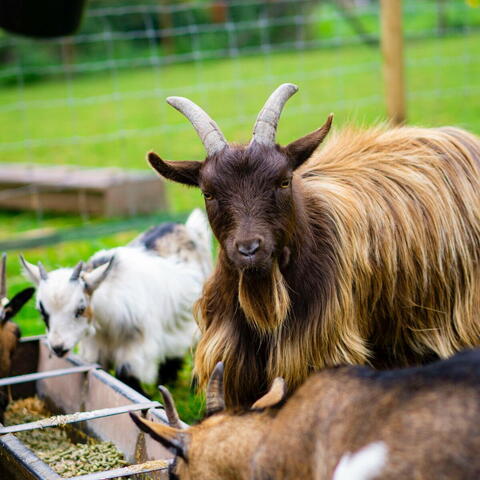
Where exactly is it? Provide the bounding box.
[284,184,322,276]
[195,412,275,479]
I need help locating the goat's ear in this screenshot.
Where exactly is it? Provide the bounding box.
[82,256,115,294]
[284,113,333,170]
[148,151,202,187]
[19,255,41,286]
[251,377,287,410]
[130,413,188,460]
[2,288,35,325]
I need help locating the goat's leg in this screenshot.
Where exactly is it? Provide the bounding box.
[157,357,184,385]
[115,364,149,398]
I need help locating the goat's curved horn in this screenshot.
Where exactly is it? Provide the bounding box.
[158,385,184,430]
[167,96,228,156]
[37,262,48,282]
[250,83,298,147]
[206,362,225,416]
[70,261,84,282]
[0,253,6,300]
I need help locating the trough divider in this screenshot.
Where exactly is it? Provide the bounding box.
[67,459,171,480]
[0,401,161,435]
[0,365,100,387]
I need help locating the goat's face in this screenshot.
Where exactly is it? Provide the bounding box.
[36,270,91,356]
[20,257,114,357]
[198,144,295,271]
[147,84,332,273]
[130,364,286,480]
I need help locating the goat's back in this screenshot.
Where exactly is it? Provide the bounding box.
[253,349,480,480]
[89,247,202,338]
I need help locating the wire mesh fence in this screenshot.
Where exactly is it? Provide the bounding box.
[0,0,479,230]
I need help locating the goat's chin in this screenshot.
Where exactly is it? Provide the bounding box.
[236,247,289,274]
[239,259,273,275]
[230,253,274,274]
[238,259,290,334]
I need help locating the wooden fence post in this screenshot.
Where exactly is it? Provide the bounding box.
[380,0,406,125]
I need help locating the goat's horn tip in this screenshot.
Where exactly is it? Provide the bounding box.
[147,151,162,163]
[129,411,140,422]
[166,96,184,106]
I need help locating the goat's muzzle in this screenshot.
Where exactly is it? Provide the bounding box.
[51,344,69,358]
[229,234,275,271]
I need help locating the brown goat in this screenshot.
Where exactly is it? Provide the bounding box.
[148,83,480,408]
[0,254,34,417]
[132,351,480,480]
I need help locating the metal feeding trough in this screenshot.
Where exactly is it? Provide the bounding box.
[0,336,178,479]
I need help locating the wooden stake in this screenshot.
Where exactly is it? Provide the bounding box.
[380,0,406,125]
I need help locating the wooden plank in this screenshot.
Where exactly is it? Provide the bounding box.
[0,164,167,217]
[0,164,157,190]
[380,0,406,124]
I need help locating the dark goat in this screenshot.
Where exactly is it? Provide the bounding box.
[148,83,480,407]
[132,351,480,480]
[0,253,35,418]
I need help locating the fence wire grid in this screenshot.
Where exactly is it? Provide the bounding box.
[0,0,479,227]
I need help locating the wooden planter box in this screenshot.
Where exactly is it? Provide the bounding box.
[0,337,176,480]
[0,164,168,217]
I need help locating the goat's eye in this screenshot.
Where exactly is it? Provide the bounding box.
[279,178,291,189]
[203,191,214,201]
[75,306,86,318]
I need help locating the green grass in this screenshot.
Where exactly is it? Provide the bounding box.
[1,33,479,213]
[1,32,480,422]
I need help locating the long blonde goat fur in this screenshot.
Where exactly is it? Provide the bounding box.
[191,124,480,407]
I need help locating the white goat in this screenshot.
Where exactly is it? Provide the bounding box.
[20,209,212,393]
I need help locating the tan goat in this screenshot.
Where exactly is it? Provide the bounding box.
[132,350,480,480]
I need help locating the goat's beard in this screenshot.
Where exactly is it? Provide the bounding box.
[238,259,290,333]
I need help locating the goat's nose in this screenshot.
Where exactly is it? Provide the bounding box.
[236,238,262,257]
[52,345,69,358]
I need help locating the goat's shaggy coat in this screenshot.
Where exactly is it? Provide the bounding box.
[195,126,480,406]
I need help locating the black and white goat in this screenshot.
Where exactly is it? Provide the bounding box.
[20,209,212,393]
